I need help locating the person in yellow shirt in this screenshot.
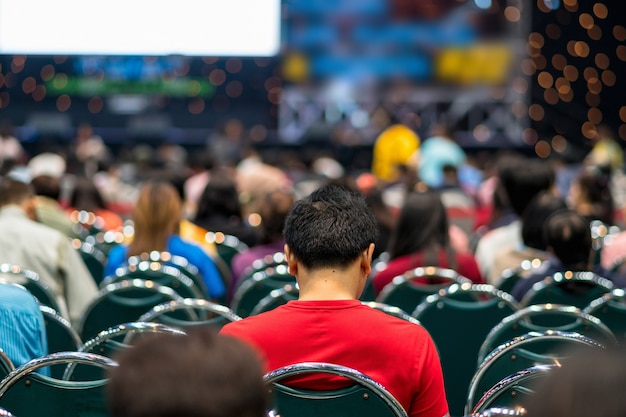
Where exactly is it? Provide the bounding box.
[371,124,420,183]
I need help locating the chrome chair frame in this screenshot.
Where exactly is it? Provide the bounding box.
[477,303,616,364]
[264,362,408,417]
[138,298,241,327]
[466,330,604,414]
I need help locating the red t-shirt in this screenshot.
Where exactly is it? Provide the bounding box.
[372,249,484,295]
[220,300,449,417]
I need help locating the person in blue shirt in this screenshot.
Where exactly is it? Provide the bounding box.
[103,181,225,300]
[0,282,48,369]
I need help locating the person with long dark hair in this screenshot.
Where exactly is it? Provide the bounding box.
[372,190,483,295]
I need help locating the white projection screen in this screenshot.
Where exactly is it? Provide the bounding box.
[0,0,281,56]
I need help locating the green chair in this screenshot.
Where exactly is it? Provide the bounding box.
[477,303,616,364]
[102,262,204,300]
[497,258,544,295]
[39,305,83,379]
[205,232,249,270]
[77,279,185,341]
[40,305,82,354]
[361,302,421,325]
[0,407,15,416]
[250,284,299,316]
[71,239,107,286]
[138,298,241,330]
[521,271,613,309]
[67,322,185,381]
[583,288,626,342]
[264,362,408,417]
[0,264,63,314]
[0,349,14,381]
[231,265,296,318]
[471,406,527,416]
[466,331,604,414]
[124,251,208,296]
[470,364,555,415]
[239,251,288,284]
[376,266,472,314]
[412,283,519,417]
[0,351,117,417]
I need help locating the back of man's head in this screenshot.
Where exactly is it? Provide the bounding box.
[0,177,34,207]
[107,328,268,417]
[284,184,379,270]
[544,209,592,269]
[30,175,61,200]
[499,157,555,216]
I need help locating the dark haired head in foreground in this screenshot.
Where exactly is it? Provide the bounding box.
[107,328,268,417]
[526,346,626,417]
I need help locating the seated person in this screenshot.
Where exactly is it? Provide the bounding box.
[0,282,48,369]
[0,178,98,324]
[103,181,225,300]
[220,185,449,417]
[108,328,268,417]
[489,191,567,285]
[373,190,483,295]
[511,209,622,301]
[230,188,294,298]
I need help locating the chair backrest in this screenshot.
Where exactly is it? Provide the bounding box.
[103,261,204,300]
[0,351,117,417]
[264,362,408,417]
[39,305,82,379]
[466,331,604,414]
[497,258,544,295]
[0,264,62,314]
[250,284,299,316]
[583,288,626,342]
[71,238,107,286]
[239,251,288,284]
[470,364,555,415]
[205,231,249,269]
[67,322,185,381]
[231,265,296,318]
[125,251,207,295]
[376,266,472,313]
[521,271,613,308]
[478,303,617,364]
[0,349,14,381]
[471,406,527,416]
[0,407,15,417]
[412,283,519,417]
[361,302,421,325]
[138,298,241,330]
[77,279,185,341]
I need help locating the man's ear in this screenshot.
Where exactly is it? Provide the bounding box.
[361,243,375,277]
[284,244,298,276]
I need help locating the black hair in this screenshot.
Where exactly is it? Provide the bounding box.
[499,157,555,216]
[572,167,614,225]
[108,328,268,417]
[69,177,107,211]
[544,209,592,269]
[283,184,379,270]
[387,190,456,269]
[195,172,242,223]
[521,191,567,250]
[30,175,61,200]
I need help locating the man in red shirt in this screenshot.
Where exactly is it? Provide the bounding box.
[221,185,449,417]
